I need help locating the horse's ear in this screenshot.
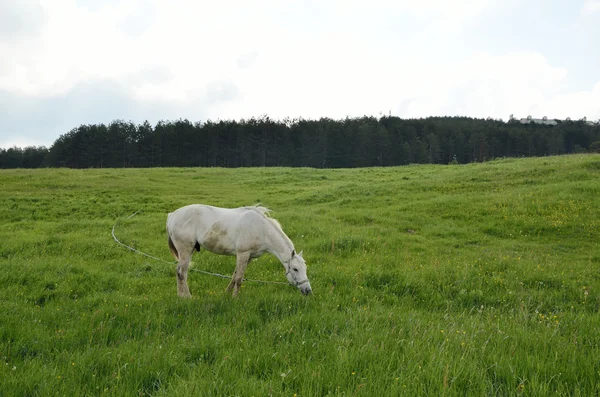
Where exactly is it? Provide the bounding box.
[291,250,296,258]
[299,250,303,257]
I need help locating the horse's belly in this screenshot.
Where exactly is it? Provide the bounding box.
[200,222,235,255]
[201,240,235,255]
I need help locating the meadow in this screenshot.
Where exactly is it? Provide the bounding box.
[0,154,599,396]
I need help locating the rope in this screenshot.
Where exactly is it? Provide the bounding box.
[111,210,290,286]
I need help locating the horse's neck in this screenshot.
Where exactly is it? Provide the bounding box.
[265,221,293,264]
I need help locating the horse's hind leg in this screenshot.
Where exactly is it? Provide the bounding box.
[176,250,193,298]
[226,252,251,297]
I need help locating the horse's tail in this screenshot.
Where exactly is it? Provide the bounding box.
[168,233,179,260]
[166,215,179,260]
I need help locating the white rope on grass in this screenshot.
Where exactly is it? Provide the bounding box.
[111,210,290,285]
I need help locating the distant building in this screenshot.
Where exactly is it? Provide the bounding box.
[581,117,599,126]
[516,115,598,126]
[519,115,558,125]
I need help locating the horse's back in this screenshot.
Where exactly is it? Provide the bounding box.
[167,204,268,255]
[168,204,265,227]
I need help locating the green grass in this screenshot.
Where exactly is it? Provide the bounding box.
[1,154,599,396]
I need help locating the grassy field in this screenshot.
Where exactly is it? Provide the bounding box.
[0,155,599,396]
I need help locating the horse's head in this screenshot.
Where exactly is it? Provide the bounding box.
[286,250,311,295]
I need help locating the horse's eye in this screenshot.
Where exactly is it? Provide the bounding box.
[293,268,298,272]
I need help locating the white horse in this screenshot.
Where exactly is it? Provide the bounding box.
[166,204,312,297]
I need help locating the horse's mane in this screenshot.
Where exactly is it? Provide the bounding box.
[243,204,271,217]
[243,204,285,233]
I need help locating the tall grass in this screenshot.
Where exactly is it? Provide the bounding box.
[1,155,599,396]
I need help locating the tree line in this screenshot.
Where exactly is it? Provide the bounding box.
[2,116,599,169]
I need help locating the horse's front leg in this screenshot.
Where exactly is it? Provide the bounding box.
[226,274,236,292]
[227,252,251,297]
[225,257,238,292]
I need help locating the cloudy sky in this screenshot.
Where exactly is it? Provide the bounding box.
[1,0,599,148]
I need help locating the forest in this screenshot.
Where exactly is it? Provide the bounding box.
[2,116,599,169]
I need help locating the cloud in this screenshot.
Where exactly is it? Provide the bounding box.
[117,0,156,37]
[0,77,241,148]
[126,65,173,86]
[400,52,600,121]
[0,0,47,38]
[0,136,47,149]
[582,0,600,14]
[0,1,130,96]
[398,51,598,121]
[0,81,139,148]
[1,0,598,149]
[542,81,600,121]
[205,81,241,105]
[75,0,122,13]
[208,49,588,123]
[237,52,259,70]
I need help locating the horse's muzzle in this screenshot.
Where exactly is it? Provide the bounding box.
[298,281,312,296]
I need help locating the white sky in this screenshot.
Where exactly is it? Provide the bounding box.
[1,0,599,148]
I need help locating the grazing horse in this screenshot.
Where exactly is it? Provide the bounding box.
[166,204,312,297]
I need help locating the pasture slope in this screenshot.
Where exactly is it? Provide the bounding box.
[0,154,599,396]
